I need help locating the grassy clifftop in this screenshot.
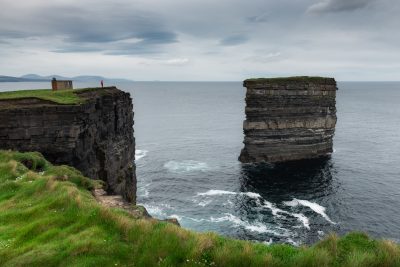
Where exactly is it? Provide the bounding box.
[0,88,107,105]
[244,76,336,85]
[0,150,399,267]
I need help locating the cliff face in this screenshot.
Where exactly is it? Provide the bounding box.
[0,87,136,202]
[239,77,337,163]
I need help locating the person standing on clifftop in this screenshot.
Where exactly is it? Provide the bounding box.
[101,80,104,88]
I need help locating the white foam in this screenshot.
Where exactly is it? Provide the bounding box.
[138,183,151,198]
[185,217,207,223]
[143,189,150,198]
[243,192,262,199]
[210,213,241,224]
[291,213,310,230]
[284,199,336,224]
[164,160,209,172]
[210,213,284,235]
[197,190,312,229]
[245,223,271,233]
[226,199,234,207]
[198,199,213,207]
[138,189,150,198]
[135,150,148,161]
[197,190,237,196]
[196,190,261,199]
[159,203,174,209]
[261,201,310,229]
[262,201,285,217]
[143,205,166,217]
[196,190,313,230]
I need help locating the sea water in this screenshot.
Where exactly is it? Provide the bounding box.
[1,81,400,245]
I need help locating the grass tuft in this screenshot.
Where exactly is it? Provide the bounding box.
[0,150,399,267]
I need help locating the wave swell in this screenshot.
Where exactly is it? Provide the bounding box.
[284,199,336,224]
[164,160,209,172]
[135,149,148,161]
[196,190,311,229]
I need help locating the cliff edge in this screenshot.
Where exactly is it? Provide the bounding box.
[239,77,337,163]
[0,87,136,202]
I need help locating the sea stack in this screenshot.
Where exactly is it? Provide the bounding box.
[0,87,136,202]
[239,77,337,163]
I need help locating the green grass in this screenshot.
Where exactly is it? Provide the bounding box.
[244,76,334,83]
[0,150,399,267]
[0,88,105,105]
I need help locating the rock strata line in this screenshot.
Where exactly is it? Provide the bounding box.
[0,87,136,202]
[239,77,337,163]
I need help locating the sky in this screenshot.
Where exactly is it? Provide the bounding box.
[0,0,399,81]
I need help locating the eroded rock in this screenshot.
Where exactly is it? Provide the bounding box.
[239,77,337,163]
[0,87,136,202]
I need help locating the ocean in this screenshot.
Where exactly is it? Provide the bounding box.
[1,81,400,245]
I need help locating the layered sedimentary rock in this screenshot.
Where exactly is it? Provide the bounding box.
[0,87,136,202]
[239,77,337,163]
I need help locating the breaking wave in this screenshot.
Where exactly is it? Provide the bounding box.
[139,189,150,198]
[261,200,310,229]
[144,205,167,217]
[164,160,209,172]
[284,199,336,224]
[196,190,261,199]
[135,149,148,161]
[138,183,151,198]
[197,199,213,207]
[210,213,288,235]
[141,203,175,219]
[196,189,311,229]
[197,190,237,196]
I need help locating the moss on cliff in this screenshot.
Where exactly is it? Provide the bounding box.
[0,150,399,267]
[0,87,107,105]
[244,76,335,84]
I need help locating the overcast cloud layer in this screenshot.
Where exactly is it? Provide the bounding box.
[0,0,399,81]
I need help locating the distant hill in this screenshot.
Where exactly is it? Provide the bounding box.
[0,75,49,82]
[0,74,133,83]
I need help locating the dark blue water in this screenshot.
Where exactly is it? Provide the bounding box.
[1,81,400,245]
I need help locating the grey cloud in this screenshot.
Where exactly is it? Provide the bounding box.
[105,43,174,56]
[308,0,375,13]
[136,31,177,45]
[245,52,282,63]
[220,35,249,46]
[0,0,399,80]
[0,3,178,55]
[247,12,270,23]
[0,30,32,39]
[52,46,104,53]
[54,30,177,55]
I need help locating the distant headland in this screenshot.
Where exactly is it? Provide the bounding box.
[0,74,133,83]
